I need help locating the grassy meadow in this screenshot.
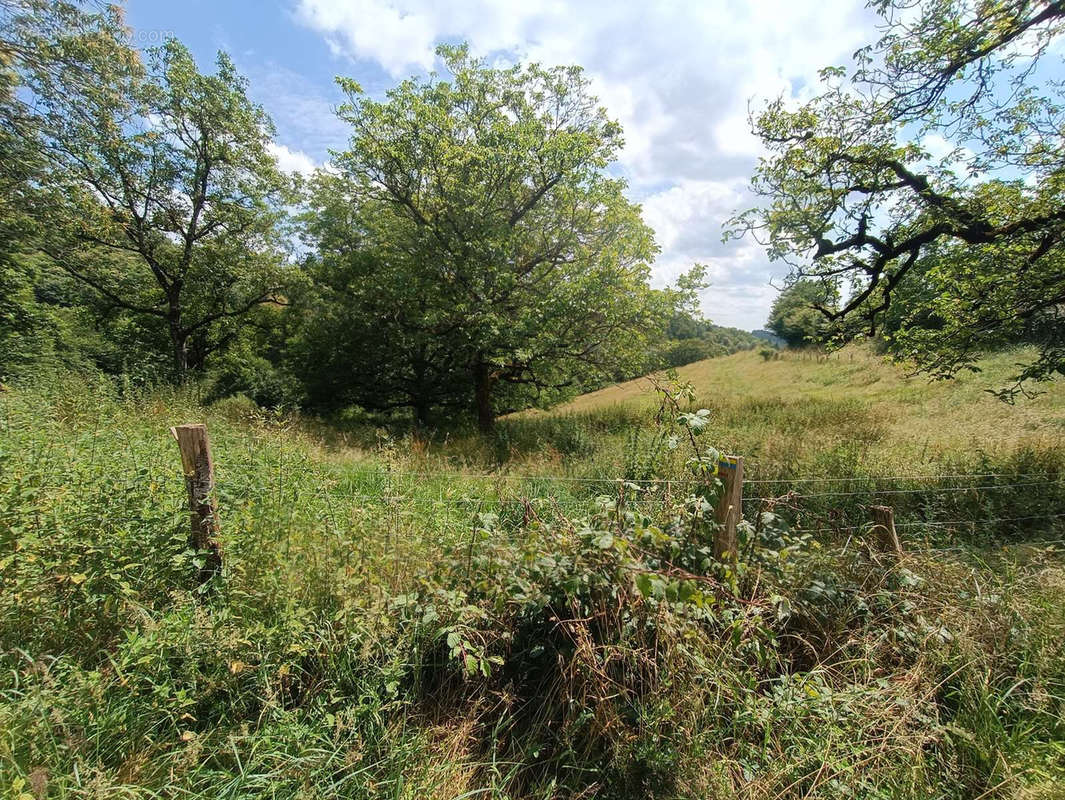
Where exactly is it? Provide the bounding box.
[538,346,1065,465]
[2,349,1065,798]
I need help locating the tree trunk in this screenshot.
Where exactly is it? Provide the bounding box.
[473,356,495,433]
[170,325,189,375]
[414,396,431,429]
[413,351,431,429]
[168,290,188,376]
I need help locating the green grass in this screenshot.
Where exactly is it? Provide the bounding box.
[521,346,1065,464]
[2,356,1065,798]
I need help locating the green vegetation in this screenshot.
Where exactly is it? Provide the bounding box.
[298,45,666,431]
[3,1,1065,797]
[656,305,767,368]
[0,6,702,429]
[4,6,294,377]
[3,350,1065,798]
[733,0,1065,394]
[765,281,837,349]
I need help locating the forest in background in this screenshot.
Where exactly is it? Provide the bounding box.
[5,0,1064,435]
[0,2,771,432]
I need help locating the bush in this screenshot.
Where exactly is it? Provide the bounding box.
[3,382,1065,797]
[205,344,302,408]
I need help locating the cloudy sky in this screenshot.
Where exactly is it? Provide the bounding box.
[125,0,880,330]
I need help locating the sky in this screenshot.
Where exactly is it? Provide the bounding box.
[123,0,881,331]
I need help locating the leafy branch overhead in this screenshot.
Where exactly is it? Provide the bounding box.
[731,0,1065,397]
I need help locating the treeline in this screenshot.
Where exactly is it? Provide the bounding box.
[655,316,764,367]
[0,2,734,430]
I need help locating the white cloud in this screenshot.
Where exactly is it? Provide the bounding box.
[296,0,438,75]
[640,179,747,254]
[293,0,878,328]
[246,61,351,163]
[639,179,783,328]
[267,141,318,175]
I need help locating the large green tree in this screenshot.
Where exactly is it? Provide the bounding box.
[0,1,119,376]
[732,0,1065,397]
[292,169,469,424]
[321,45,662,429]
[8,4,294,375]
[766,280,837,348]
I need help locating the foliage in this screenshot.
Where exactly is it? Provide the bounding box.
[2,377,1065,797]
[311,45,662,430]
[0,5,1064,793]
[656,311,765,368]
[5,4,296,375]
[732,0,1065,396]
[766,279,838,348]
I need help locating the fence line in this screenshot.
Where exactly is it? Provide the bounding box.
[88,458,1058,487]
[790,512,1065,536]
[740,479,1064,502]
[231,467,1062,487]
[10,437,1065,546]
[24,479,1065,527]
[12,468,1065,491]
[13,476,1065,505]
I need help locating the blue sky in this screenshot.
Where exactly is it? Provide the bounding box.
[123,0,881,330]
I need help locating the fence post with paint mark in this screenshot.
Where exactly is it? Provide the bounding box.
[714,455,744,563]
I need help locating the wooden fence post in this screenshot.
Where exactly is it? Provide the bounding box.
[713,456,744,563]
[869,505,903,558]
[171,423,222,584]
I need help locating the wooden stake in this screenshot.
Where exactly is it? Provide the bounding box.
[713,456,744,563]
[870,505,902,557]
[171,423,222,583]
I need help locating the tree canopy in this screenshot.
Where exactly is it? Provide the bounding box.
[766,280,837,348]
[733,0,1065,397]
[5,3,295,375]
[301,45,665,429]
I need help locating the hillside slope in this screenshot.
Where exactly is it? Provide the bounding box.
[539,347,1065,456]
[3,369,1065,798]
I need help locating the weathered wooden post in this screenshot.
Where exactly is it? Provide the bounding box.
[713,456,744,563]
[869,505,903,558]
[171,423,222,584]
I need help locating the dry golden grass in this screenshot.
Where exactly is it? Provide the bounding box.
[540,346,1065,460]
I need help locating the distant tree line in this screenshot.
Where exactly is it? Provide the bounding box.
[6,0,1059,422]
[655,311,765,367]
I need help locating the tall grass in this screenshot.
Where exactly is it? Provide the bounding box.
[1,369,1064,798]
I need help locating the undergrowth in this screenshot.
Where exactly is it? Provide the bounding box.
[1,375,1064,798]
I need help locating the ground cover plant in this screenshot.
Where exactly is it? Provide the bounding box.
[4,1,1065,796]
[2,350,1065,798]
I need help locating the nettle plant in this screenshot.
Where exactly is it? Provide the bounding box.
[650,373,809,585]
[354,385,830,787]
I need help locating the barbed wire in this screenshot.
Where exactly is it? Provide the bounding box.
[11,475,1065,507]
[792,512,1065,536]
[211,466,1064,487]
[8,462,1064,490]
[923,537,1065,554]
[13,449,1042,489]
[741,479,1064,502]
